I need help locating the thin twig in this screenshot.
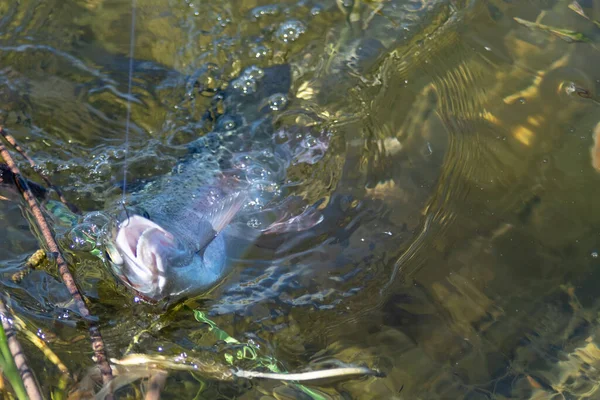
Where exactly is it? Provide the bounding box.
[0,129,79,213]
[0,128,113,387]
[0,299,42,400]
[0,163,48,201]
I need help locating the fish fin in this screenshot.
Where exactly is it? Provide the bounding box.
[205,191,246,233]
[172,185,247,254]
[262,204,324,234]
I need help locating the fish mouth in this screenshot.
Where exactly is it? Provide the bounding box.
[110,215,179,299]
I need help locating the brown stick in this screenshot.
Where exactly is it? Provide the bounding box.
[0,299,43,400]
[144,371,167,400]
[0,129,79,213]
[0,128,113,387]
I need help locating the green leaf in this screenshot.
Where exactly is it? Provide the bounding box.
[192,309,333,400]
[0,323,29,400]
[193,310,239,344]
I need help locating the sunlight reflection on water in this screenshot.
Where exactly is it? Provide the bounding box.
[0,0,599,398]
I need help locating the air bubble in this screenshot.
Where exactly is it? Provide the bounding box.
[82,212,110,229]
[276,20,306,43]
[68,223,99,252]
[259,181,280,194]
[242,65,265,81]
[232,76,258,95]
[91,161,111,178]
[303,136,318,148]
[338,0,355,11]
[219,116,237,131]
[247,218,261,228]
[232,66,265,95]
[251,5,280,19]
[232,154,252,169]
[246,165,269,182]
[249,44,272,59]
[266,93,288,111]
[110,148,127,160]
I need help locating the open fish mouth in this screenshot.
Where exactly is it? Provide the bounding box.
[106,215,182,299]
[103,189,251,301]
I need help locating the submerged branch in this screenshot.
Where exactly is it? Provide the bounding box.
[0,299,42,400]
[109,353,381,383]
[0,128,114,388]
[0,129,79,213]
[0,163,48,201]
[144,371,167,400]
[233,366,384,382]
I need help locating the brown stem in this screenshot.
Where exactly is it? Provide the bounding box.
[0,299,43,400]
[0,129,79,213]
[0,163,48,201]
[0,128,113,388]
[144,371,167,400]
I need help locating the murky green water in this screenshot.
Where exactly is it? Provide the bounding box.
[0,0,599,398]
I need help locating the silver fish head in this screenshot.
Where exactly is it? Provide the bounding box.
[105,214,195,301]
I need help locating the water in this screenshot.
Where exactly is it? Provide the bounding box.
[0,0,599,398]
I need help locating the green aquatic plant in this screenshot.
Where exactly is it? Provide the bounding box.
[513,17,592,43]
[193,309,331,400]
[569,1,600,28]
[0,322,28,400]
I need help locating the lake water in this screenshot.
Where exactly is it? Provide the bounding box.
[0,0,599,398]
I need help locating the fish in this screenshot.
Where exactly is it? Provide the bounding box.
[10,0,462,305]
[98,1,455,303]
[103,64,329,303]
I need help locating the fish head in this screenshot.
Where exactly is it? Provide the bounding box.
[104,190,249,302]
[105,214,192,301]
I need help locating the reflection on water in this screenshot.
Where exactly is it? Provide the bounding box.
[0,0,599,398]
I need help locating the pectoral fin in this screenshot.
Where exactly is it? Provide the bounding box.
[262,205,324,234]
[176,191,247,254]
[205,191,246,233]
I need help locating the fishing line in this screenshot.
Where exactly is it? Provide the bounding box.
[122,0,137,204]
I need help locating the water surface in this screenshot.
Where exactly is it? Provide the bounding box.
[0,0,599,398]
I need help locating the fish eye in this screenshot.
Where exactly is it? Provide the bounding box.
[142,210,151,219]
